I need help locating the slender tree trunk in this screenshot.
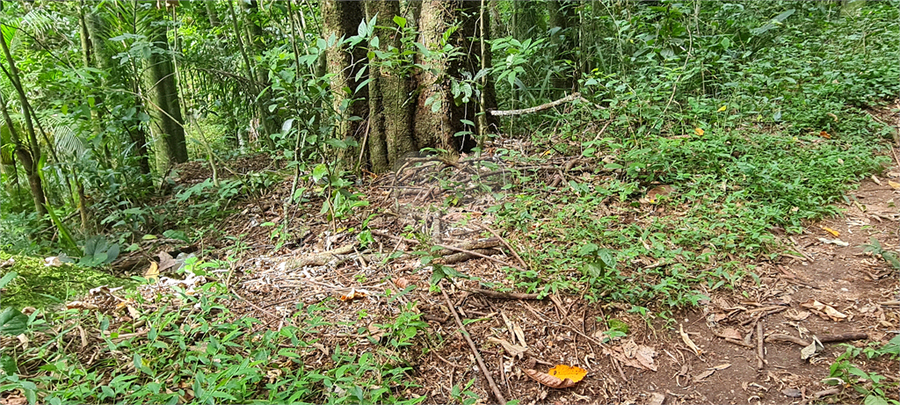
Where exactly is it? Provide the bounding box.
[0,126,19,194]
[549,0,578,93]
[0,33,47,219]
[322,0,367,158]
[0,91,46,218]
[142,7,188,171]
[206,1,221,26]
[242,0,279,144]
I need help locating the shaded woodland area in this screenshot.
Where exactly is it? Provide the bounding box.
[0,1,898,404]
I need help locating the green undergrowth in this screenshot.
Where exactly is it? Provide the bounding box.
[0,252,132,310]
[489,2,898,316]
[1,264,431,404]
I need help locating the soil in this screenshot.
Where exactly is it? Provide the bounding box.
[199,148,899,405]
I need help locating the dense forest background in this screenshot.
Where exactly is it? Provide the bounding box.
[0,0,895,253]
[0,1,898,404]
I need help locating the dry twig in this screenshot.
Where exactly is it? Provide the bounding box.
[442,288,507,404]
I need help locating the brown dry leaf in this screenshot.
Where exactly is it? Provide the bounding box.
[340,289,366,301]
[157,251,177,272]
[710,363,731,371]
[635,345,658,371]
[66,301,99,310]
[394,277,411,289]
[487,337,527,358]
[719,328,742,340]
[648,392,666,405]
[785,310,811,321]
[693,369,716,383]
[679,325,703,356]
[607,341,658,371]
[523,367,579,389]
[801,300,847,321]
[0,394,28,405]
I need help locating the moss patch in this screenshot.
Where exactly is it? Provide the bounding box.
[0,251,133,310]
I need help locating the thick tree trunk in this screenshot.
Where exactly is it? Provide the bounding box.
[142,13,189,171]
[414,0,488,155]
[414,1,458,153]
[322,0,368,156]
[364,0,416,172]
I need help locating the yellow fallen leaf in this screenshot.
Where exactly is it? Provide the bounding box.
[888,180,900,190]
[820,226,839,237]
[694,128,704,136]
[548,365,587,383]
[524,368,577,389]
[144,262,159,282]
[717,105,727,112]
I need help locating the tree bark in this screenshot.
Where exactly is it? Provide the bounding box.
[242,0,279,145]
[364,0,416,172]
[549,0,579,93]
[142,8,189,171]
[322,0,368,156]
[0,32,47,218]
[86,8,152,175]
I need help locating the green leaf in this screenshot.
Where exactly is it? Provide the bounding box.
[863,395,889,405]
[393,16,407,28]
[0,307,28,336]
[0,271,16,289]
[312,164,328,183]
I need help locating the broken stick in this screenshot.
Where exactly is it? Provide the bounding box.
[442,288,507,405]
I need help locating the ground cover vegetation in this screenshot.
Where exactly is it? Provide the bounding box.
[0,0,898,403]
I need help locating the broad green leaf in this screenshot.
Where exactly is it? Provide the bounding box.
[0,307,28,336]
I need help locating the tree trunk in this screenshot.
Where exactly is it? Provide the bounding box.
[242,0,279,144]
[0,125,18,194]
[364,0,416,172]
[142,9,189,172]
[322,0,368,155]
[0,90,46,218]
[86,9,151,175]
[206,1,221,26]
[549,0,578,93]
[0,32,47,219]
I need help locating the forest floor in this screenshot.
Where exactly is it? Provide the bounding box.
[4,116,898,405]
[166,132,899,402]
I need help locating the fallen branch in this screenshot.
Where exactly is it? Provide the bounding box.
[476,224,529,271]
[463,287,541,300]
[442,288,507,405]
[488,92,592,117]
[756,321,765,370]
[371,231,524,271]
[440,249,498,264]
[818,333,869,343]
[286,245,355,268]
[766,334,809,346]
